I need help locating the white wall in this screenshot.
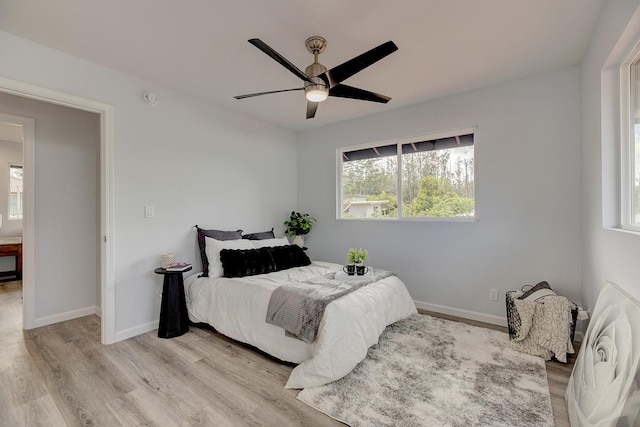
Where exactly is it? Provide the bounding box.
[581,0,640,310]
[0,140,23,237]
[0,92,100,318]
[0,139,23,272]
[0,30,298,338]
[0,16,605,335]
[297,67,582,322]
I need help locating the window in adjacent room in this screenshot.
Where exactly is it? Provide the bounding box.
[9,164,23,220]
[622,44,640,231]
[338,128,475,220]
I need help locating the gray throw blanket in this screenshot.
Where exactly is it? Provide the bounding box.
[511,295,575,362]
[266,269,394,343]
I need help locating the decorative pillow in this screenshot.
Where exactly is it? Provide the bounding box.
[518,281,557,301]
[196,226,243,276]
[220,247,277,278]
[250,237,289,248]
[204,236,253,277]
[242,228,275,240]
[269,245,311,271]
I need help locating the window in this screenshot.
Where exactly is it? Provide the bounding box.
[9,164,23,220]
[621,45,640,231]
[338,129,475,220]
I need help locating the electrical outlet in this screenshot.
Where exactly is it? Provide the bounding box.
[489,288,499,301]
[145,206,155,218]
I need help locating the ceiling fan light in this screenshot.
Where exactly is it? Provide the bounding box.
[305,86,329,102]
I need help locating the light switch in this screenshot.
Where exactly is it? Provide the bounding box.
[145,206,154,218]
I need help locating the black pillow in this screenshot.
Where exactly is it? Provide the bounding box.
[195,225,243,277]
[269,245,311,270]
[242,228,275,240]
[220,247,276,278]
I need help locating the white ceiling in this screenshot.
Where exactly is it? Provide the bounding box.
[0,1,604,131]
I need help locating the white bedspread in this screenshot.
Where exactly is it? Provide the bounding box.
[184,261,417,388]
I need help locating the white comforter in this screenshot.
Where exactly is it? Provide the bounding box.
[184,261,417,388]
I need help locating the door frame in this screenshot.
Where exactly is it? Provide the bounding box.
[0,111,34,321]
[0,76,115,344]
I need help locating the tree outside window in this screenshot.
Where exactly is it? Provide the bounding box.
[339,130,475,220]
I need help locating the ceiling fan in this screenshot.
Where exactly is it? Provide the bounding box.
[234,36,398,119]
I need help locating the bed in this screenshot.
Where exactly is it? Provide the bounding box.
[184,235,416,389]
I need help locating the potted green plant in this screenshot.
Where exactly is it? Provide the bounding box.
[347,248,369,264]
[347,248,369,276]
[284,211,317,247]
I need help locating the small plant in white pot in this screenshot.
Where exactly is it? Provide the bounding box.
[347,248,369,275]
[284,211,317,247]
[347,248,369,264]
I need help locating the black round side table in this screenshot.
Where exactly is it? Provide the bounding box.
[154,266,192,338]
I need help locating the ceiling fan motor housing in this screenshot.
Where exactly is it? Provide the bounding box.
[304,62,328,101]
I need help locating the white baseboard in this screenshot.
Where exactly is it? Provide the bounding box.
[34,306,99,328]
[95,306,102,318]
[414,300,587,345]
[114,319,159,343]
[414,299,507,327]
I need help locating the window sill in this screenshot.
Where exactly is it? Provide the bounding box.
[337,216,477,223]
[604,226,640,236]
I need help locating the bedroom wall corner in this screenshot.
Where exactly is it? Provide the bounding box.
[296,66,582,321]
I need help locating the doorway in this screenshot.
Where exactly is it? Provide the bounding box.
[0,119,24,321]
[0,77,114,344]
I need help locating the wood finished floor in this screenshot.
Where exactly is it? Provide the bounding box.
[1,282,576,426]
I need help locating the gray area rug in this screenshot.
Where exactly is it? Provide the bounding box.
[297,314,553,427]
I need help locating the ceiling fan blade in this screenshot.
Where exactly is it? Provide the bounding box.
[234,87,304,100]
[248,39,314,84]
[306,101,319,119]
[329,84,391,103]
[307,101,319,119]
[319,41,398,88]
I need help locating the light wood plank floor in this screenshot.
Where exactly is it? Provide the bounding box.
[1,283,576,426]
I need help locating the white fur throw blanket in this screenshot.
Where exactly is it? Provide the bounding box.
[511,294,575,363]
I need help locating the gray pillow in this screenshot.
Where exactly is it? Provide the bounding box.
[195,225,243,277]
[242,228,275,240]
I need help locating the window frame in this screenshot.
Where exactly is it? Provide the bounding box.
[8,163,23,221]
[621,43,640,232]
[336,127,478,222]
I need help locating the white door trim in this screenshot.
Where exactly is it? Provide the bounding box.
[0,76,116,344]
